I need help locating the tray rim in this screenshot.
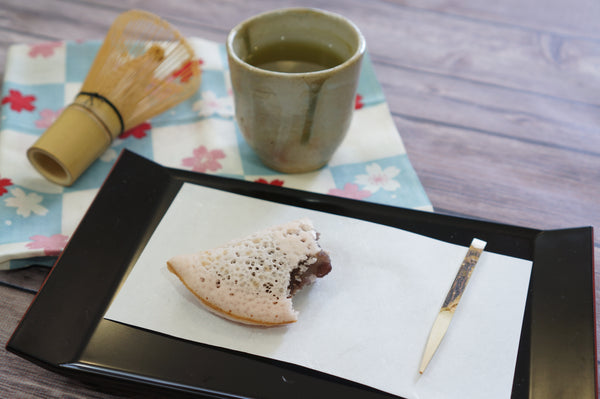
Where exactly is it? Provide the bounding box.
[6,150,597,399]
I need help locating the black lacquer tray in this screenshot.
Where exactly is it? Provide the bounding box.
[7,150,597,398]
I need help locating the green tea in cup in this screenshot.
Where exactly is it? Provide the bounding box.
[227,8,365,173]
[245,40,346,73]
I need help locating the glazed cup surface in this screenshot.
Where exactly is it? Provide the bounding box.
[227,8,365,173]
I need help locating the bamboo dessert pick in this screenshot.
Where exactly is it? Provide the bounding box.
[419,238,487,374]
[27,9,201,186]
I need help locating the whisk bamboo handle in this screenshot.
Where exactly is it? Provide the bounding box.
[76,92,125,136]
[26,9,201,186]
[27,93,123,186]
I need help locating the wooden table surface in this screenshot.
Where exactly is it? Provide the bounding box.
[1,0,598,397]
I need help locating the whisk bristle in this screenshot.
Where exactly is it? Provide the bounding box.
[27,9,201,186]
[80,9,201,130]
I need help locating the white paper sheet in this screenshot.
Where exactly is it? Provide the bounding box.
[104,183,533,399]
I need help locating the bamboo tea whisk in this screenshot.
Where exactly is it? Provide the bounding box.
[27,10,201,186]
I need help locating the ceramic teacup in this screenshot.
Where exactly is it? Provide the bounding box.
[227,8,366,173]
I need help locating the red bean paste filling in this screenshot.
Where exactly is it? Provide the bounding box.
[288,250,332,296]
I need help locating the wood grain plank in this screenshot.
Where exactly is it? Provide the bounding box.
[0,1,596,274]
[395,115,600,234]
[0,0,597,395]
[122,0,600,109]
[373,60,600,156]
[0,286,131,398]
[354,2,600,106]
[393,0,600,40]
[0,266,49,293]
[3,0,600,106]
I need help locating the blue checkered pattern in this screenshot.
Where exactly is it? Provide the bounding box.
[0,38,431,269]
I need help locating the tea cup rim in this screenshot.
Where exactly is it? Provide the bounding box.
[226,7,366,77]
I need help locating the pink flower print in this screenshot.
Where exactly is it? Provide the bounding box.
[0,176,13,196]
[355,94,364,110]
[120,122,151,139]
[1,89,36,112]
[28,41,63,58]
[192,91,234,118]
[182,146,226,173]
[26,234,69,256]
[355,163,401,193]
[328,183,371,200]
[255,178,284,186]
[4,188,48,217]
[172,59,203,83]
[35,108,63,129]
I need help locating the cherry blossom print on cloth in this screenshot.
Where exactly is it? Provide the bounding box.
[35,108,63,129]
[28,42,63,58]
[182,145,226,173]
[192,90,234,118]
[355,163,401,193]
[328,183,371,200]
[120,122,152,139]
[1,89,36,112]
[26,234,69,256]
[100,147,120,163]
[0,37,431,270]
[255,178,285,186]
[172,59,204,83]
[97,122,152,162]
[0,177,13,196]
[355,94,364,110]
[4,188,48,217]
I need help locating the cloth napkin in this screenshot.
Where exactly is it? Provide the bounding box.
[0,37,431,270]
